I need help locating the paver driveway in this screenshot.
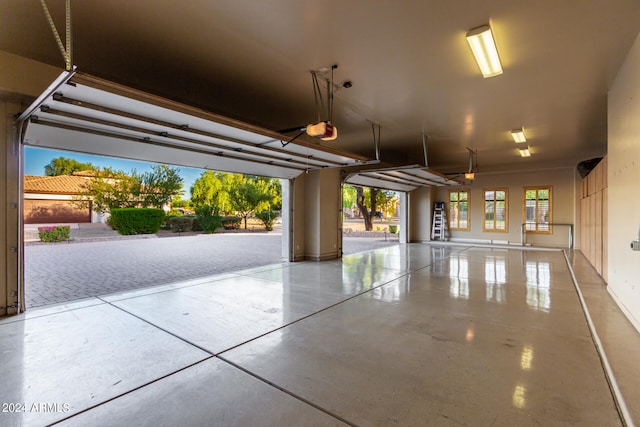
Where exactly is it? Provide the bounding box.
[24,233,398,308]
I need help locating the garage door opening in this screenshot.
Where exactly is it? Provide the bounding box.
[341,183,400,254]
[23,147,289,308]
[15,70,372,311]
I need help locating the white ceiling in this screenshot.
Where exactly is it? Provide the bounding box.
[2,0,640,177]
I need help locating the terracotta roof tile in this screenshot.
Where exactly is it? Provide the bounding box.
[24,175,91,195]
[72,170,98,177]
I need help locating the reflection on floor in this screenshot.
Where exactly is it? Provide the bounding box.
[1,244,638,426]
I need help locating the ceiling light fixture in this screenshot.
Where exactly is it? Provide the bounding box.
[511,128,526,143]
[519,147,531,157]
[466,25,503,78]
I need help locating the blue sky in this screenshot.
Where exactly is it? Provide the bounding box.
[24,147,204,198]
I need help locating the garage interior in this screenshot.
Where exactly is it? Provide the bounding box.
[1,1,640,425]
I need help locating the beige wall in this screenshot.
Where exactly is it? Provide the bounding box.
[420,168,576,247]
[302,168,341,261]
[607,32,640,331]
[291,173,306,261]
[0,50,61,98]
[1,51,61,315]
[409,186,434,242]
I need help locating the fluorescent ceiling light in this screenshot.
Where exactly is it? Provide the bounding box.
[511,129,526,143]
[519,147,531,157]
[466,25,503,78]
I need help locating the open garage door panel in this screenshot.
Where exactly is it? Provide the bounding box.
[19,71,368,179]
[344,165,460,192]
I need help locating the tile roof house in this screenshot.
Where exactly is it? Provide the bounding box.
[23,174,104,224]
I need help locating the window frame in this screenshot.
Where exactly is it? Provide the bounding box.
[483,188,508,232]
[448,190,470,231]
[522,186,552,234]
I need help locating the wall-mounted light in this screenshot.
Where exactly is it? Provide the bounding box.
[519,147,531,157]
[466,25,503,78]
[511,128,526,143]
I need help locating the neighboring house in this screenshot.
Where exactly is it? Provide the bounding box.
[23,174,106,224]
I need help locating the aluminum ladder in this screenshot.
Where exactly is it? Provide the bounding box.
[431,202,448,241]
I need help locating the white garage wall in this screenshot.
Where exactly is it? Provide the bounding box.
[607,32,640,332]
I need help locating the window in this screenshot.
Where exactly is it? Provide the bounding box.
[483,189,508,232]
[449,190,469,231]
[523,187,552,233]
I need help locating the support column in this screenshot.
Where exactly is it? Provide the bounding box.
[1,100,21,316]
[303,168,341,261]
[409,186,435,242]
[281,178,293,262]
[0,50,66,315]
[399,191,409,244]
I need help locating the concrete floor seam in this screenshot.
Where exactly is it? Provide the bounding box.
[216,355,358,427]
[212,246,470,358]
[96,274,245,305]
[48,356,217,427]
[0,301,106,326]
[213,271,411,357]
[88,264,423,426]
[5,244,635,425]
[97,295,218,356]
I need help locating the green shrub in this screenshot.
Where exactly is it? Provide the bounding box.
[191,215,203,232]
[389,224,398,234]
[162,209,184,229]
[110,208,165,235]
[38,225,71,242]
[221,216,242,230]
[195,205,222,233]
[169,216,195,232]
[255,211,276,231]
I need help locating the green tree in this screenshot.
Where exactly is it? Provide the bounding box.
[354,186,379,231]
[228,175,271,229]
[75,165,183,214]
[171,196,192,211]
[190,171,225,211]
[141,164,183,208]
[342,184,357,214]
[376,190,398,218]
[45,156,95,176]
[74,168,142,214]
[191,172,282,227]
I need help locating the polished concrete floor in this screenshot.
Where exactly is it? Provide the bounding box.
[1,244,638,426]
